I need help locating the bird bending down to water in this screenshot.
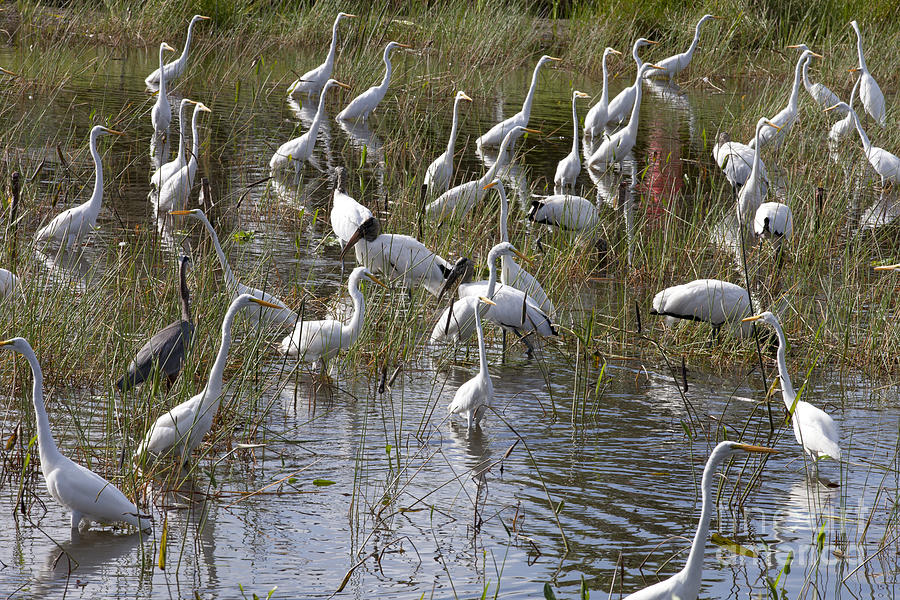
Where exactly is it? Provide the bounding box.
[117,256,194,392]
[620,441,777,600]
[336,41,410,122]
[447,297,496,429]
[651,279,752,338]
[287,12,356,98]
[135,294,280,466]
[743,312,841,461]
[144,15,211,87]
[0,337,152,534]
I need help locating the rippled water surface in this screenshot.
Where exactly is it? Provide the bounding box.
[0,40,899,599]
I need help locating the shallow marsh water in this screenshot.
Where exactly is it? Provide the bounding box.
[0,40,898,599]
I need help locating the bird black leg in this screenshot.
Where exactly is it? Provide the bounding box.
[512,329,535,358]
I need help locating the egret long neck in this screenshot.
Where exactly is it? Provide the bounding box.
[625,70,645,133]
[200,216,237,289]
[378,50,393,91]
[788,57,804,109]
[853,25,867,71]
[189,108,202,167]
[520,61,543,120]
[324,20,341,71]
[179,260,191,322]
[801,60,813,93]
[480,134,516,185]
[203,301,239,403]
[446,97,463,156]
[309,85,330,139]
[175,103,189,163]
[600,52,611,105]
[681,450,718,588]
[632,44,643,70]
[772,321,797,409]
[475,308,489,379]
[684,21,703,58]
[19,345,61,466]
[498,188,509,242]
[88,132,104,210]
[569,95,580,155]
[178,19,197,71]
[486,249,501,297]
[850,111,872,152]
[343,277,366,342]
[158,46,168,96]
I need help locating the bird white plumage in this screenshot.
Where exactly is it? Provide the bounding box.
[336,41,410,122]
[850,20,886,127]
[786,44,842,109]
[650,279,752,337]
[605,38,659,126]
[754,201,793,239]
[827,102,900,187]
[151,98,193,191]
[713,132,769,191]
[737,118,780,225]
[749,50,821,149]
[583,48,622,137]
[0,268,21,301]
[648,14,722,84]
[144,15,210,87]
[287,13,356,98]
[527,194,599,233]
[150,42,176,137]
[155,102,211,212]
[423,91,473,195]
[447,297,495,429]
[271,79,349,173]
[554,90,590,194]
[353,234,454,297]
[828,77,861,143]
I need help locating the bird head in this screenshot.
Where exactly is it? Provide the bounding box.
[192,15,212,23]
[437,257,475,301]
[456,91,474,103]
[824,102,850,113]
[489,241,530,264]
[0,338,30,355]
[538,55,562,67]
[337,12,358,21]
[874,263,900,271]
[604,47,623,59]
[161,42,176,53]
[574,90,590,100]
[741,311,779,329]
[324,79,351,94]
[635,38,659,50]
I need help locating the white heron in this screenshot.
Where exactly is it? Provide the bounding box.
[336,41,410,122]
[527,193,599,234]
[749,50,822,149]
[170,209,301,328]
[605,38,659,126]
[650,279,753,338]
[850,20,886,127]
[621,441,777,600]
[588,63,665,168]
[422,91,474,198]
[150,42,176,138]
[328,166,380,258]
[35,126,123,248]
[447,297,496,429]
[754,201,793,241]
[649,14,723,84]
[425,125,537,222]
[287,12,357,98]
[828,77,861,143]
[0,268,22,300]
[583,47,623,138]
[151,98,194,191]
[155,101,211,212]
[554,90,590,193]
[826,102,900,187]
[0,337,152,534]
[742,312,842,460]
[786,44,842,110]
[271,79,350,174]
[712,131,768,191]
[485,179,555,316]
[475,54,560,148]
[145,15,211,87]
[278,266,387,368]
[134,294,279,466]
[737,118,781,226]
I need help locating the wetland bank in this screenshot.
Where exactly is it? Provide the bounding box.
[1,1,900,598]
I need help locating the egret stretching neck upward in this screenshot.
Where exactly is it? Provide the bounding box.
[278,267,387,365]
[786,44,841,109]
[605,38,659,126]
[650,279,752,337]
[583,48,622,137]
[750,50,821,149]
[738,118,780,225]
[650,15,722,83]
[151,98,194,191]
[336,42,411,122]
[150,42,176,137]
[476,55,560,148]
[135,295,280,465]
[145,15,211,87]
[826,103,900,187]
[423,91,474,197]
[621,441,777,600]
[554,90,590,193]
[329,166,380,258]
[156,102,211,211]
[448,297,496,429]
[850,20,886,127]
[271,79,351,173]
[117,256,194,392]
[35,126,124,248]
[743,312,841,460]
[287,12,357,97]
[0,338,152,533]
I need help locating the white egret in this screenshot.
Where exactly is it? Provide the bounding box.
[135,294,279,466]
[278,266,387,367]
[155,101,211,212]
[353,235,458,297]
[271,79,350,174]
[850,20,886,127]
[287,12,357,98]
[35,126,123,248]
[605,38,659,126]
[425,126,538,222]
[170,209,301,328]
[0,338,152,533]
[151,98,194,191]
[826,102,900,187]
[621,441,777,600]
[448,297,496,429]
[754,202,793,241]
[475,55,560,148]
[828,77,861,143]
[336,41,410,122]
[485,179,555,316]
[786,44,841,109]
[743,312,841,460]
[145,15,211,87]
[588,63,665,168]
[583,48,622,138]
[0,268,22,300]
[422,91,474,198]
[328,166,380,258]
[650,279,752,338]
[749,50,821,149]
[554,90,590,194]
[649,14,723,84]
[527,194,599,234]
[150,42,176,138]
[712,131,769,191]
[737,119,781,226]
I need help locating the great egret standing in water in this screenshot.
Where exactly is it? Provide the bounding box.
[0,338,152,534]
[743,312,842,460]
[583,47,622,137]
[155,101,211,212]
[648,14,723,84]
[750,50,822,149]
[423,91,474,197]
[850,20,886,127]
[134,295,280,466]
[336,42,410,122]
[35,126,123,248]
[145,15,211,87]
[605,38,658,126]
[620,441,777,600]
[554,90,590,193]
[287,12,357,98]
[447,297,496,429]
[786,44,841,109]
[151,98,196,191]
[476,55,560,148]
[150,42,176,138]
[826,102,900,187]
[738,118,781,225]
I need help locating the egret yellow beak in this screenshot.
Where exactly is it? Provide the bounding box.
[547,56,562,61]
[169,210,195,216]
[396,43,412,49]
[824,104,841,112]
[343,13,358,18]
[197,15,211,20]
[197,103,212,113]
[711,15,724,19]
[648,64,665,70]
[249,298,283,309]
[0,340,12,347]
[786,44,804,49]
[849,67,859,73]
[162,42,176,52]
[575,91,590,99]
[366,274,389,289]
[810,52,824,59]
[735,443,779,454]
[513,248,531,263]
[460,92,474,102]
[478,296,497,306]
[0,67,16,76]
[764,120,781,130]
[524,128,541,134]
[741,314,763,323]
[104,128,125,136]
[610,49,623,55]
[874,263,900,271]
[645,40,660,44]
[483,181,498,190]
[334,80,351,90]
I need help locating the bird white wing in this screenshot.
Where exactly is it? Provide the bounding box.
[477,112,526,147]
[528,195,599,232]
[426,180,480,222]
[754,202,793,237]
[424,151,452,192]
[792,401,841,460]
[448,374,493,417]
[651,279,751,330]
[331,191,374,242]
[337,85,384,121]
[606,85,636,125]
[279,319,347,361]
[45,459,144,526]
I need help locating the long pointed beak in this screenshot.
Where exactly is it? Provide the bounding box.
[524,128,541,134]
[575,91,590,98]
[169,210,194,216]
[105,128,126,136]
[645,40,660,44]
[0,67,16,76]
[735,444,779,454]
[0,340,12,346]
[513,248,531,263]
[741,314,763,323]
[397,43,412,49]
[334,80,351,90]
[460,92,474,102]
[366,275,389,289]
[874,263,900,271]
[478,296,497,306]
[824,104,840,112]
[339,228,366,260]
[810,52,825,59]
[764,120,781,130]
[483,181,498,190]
[162,42,176,52]
[611,49,623,55]
[198,15,211,20]
[250,298,283,309]
[786,44,803,49]
[344,13,358,18]
[547,56,562,61]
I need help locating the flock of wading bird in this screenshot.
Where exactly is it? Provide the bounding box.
[0,10,897,599]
